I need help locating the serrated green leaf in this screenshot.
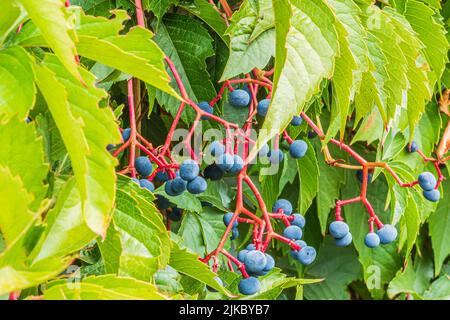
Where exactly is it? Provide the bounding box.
[297,140,319,214]
[0,1,26,45]
[144,0,178,22]
[0,46,36,122]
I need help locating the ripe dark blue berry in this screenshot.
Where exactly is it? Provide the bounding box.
[283,225,302,240]
[289,140,308,158]
[291,214,306,228]
[335,232,352,247]
[263,254,275,271]
[187,176,207,194]
[246,244,256,251]
[423,188,440,202]
[406,140,418,153]
[209,141,225,157]
[180,159,199,181]
[231,228,239,240]
[290,240,307,259]
[229,155,244,174]
[244,250,267,273]
[329,221,350,239]
[229,89,250,108]
[418,172,437,191]
[238,277,260,295]
[165,180,182,196]
[135,156,153,177]
[216,153,234,171]
[168,207,182,221]
[223,212,238,228]
[297,246,316,265]
[377,224,397,244]
[291,115,303,126]
[122,128,131,142]
[364,232,380,248]
[308,130,317,139]
[155,171,169,182]
[171,177,187,193]
[106,144,115,151]
[238,250,249,262]
[139,179,155,192]
[131,178,140,185]
[204,164,223,181]
[268,149,284,164]
[256,99,270,117]
[198,101,213,120]
[272,199,293,215]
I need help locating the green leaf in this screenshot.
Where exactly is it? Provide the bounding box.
[297,140,319,214]
[429,178,450,276]
[253,0,338,159]
[422,275,450,300]
[30,178,96,263]
[154,13,216,121]
[401,0,449,82]
[18,0,80,80]
[169,241,235,297]
[0,47,36,122]
[178,0,229,44]
[43,275,168,299]
[0,166,35,248]
[220,0,275,80]
[0,1,26,45]
[34,54,120,236]
[144,0,178,22]
[0,117,48,211]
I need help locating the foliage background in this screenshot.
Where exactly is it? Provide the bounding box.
[0,0,449,300]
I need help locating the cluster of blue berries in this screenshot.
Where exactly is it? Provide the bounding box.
[165,159,207,196]
[223,212,240,240]
[203,141,245,180]
[237,245,274,295]
[329,220,398,249]
[418,172,440,202]
[107,127,131,151]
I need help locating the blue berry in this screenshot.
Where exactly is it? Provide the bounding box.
[357,170,373,183]
[335,232,352,247]
[171,177,187,193]
[308,131,317,139]
[165,180,181,196]
[423,188,440,202]
[207,276,223,292]
[131,178,140,185]
[246,244,256,251]
[139,179,155,192]
[283,225,302,240]
[238,277,260,295]
[209,141,225,157]
[180,159,199,182]
[122,128,131,142]
[223,212,238,228]
[204,164,223,181]
[289,140,308,158]
[242,84,251,95]
[377,224,398,244]
[244,250,267,273]
[290,240,307,259]
[238,250,249,261]
[407,140,418,153]
[106,144,115,151]
[258,143,269,158]
[198,101,213,120]
[272,199,293,215]
[229,155,244,174]
[229,89,250,108]
[291,214,306,228]
[231,228,239,240]
[216,153,234,171]
[135,156,153,177]
[297,246,316,265]
[187,176,207,194]
[291,115,303,126]
[168,207,182,221]
[329,221,350,239]
[256,99,270,117]
[364,232,380,248]
[25,117,32,123]
[268,149,284,164]
[263,254,275,271]
[155,171,169,182]
[418,172,437,191]
[156,195,170,210]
